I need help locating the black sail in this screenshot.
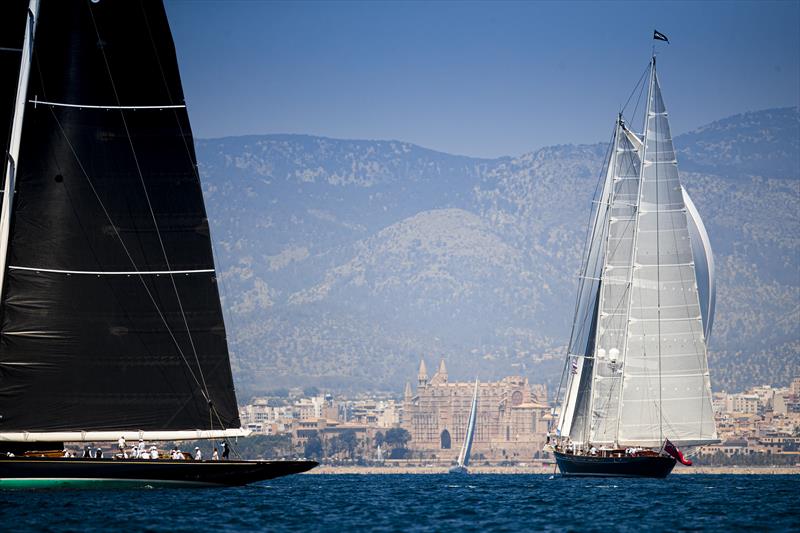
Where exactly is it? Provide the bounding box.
[0,0,240,432]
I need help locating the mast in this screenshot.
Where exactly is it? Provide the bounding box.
[0,0,39,303]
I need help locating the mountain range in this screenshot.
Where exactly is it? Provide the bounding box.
[195,107,800,398]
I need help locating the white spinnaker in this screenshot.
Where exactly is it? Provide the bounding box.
[683,187,715,341]
[617,65,717,447]
[588,121,641,445]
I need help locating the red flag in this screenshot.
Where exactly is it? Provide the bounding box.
[663,439,692,466]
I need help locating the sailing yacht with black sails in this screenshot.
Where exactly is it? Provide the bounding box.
[0,0,316,487]
[551,52,719,478]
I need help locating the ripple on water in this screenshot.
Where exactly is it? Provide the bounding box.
[0,474,797,532]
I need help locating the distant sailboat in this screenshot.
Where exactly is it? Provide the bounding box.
[551,54,719,478]
[449,379,478,474]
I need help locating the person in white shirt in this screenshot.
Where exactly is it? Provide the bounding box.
[212,448,219,461]
[118,436,126,453]
[149,446,159,460]
[194,447,202,461]
[138,440,146,458]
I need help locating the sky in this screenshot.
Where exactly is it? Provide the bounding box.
[165,0,800,159]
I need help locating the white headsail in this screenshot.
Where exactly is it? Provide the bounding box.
[588,119,642,445]
[556,136,616,442]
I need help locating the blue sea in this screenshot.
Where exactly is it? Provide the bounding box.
[1,474,798,532]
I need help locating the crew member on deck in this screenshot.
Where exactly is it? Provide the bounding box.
[118,435,126,453]
[212,448,219,461]
[194,447,202,460]
[221,442,229,460]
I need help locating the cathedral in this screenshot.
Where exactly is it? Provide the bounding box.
[401,359,551,462]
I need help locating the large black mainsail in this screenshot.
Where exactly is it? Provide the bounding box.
[0,0,240,437]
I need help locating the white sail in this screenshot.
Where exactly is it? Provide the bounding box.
[616,63,717,447]
[457,379,479,467]
[683,187,715,341]
[557,140,616,442]
[588,120,642,445]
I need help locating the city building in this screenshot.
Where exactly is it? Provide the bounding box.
[402,359,550,462]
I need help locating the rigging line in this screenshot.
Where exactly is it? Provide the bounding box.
[620,62,651,117]
[561,121,616,376]
[139,3,241,432]
[628,72,648,134]
[47,106,208,401]
[587,122,624,443]
[86,7,212,403]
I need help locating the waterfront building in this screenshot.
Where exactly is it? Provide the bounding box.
[401,359,549,462]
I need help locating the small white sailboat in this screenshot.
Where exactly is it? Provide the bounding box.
[449,379,479,474]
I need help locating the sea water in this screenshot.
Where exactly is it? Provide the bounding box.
[1,474,798,532]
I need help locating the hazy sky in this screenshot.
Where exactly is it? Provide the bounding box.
[165,0,799,158]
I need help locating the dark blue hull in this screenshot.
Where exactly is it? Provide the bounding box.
[0,457,317,488]
[554,451,675,478]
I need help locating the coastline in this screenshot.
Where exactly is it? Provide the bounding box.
[305,464,800,475]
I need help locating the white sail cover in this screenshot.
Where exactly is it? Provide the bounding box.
[616,65,717,447]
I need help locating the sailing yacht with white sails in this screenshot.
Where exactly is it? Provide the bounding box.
[449,379,478,474]
[551,51,719,478]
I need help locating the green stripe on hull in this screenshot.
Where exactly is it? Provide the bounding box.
[0,478,219,489]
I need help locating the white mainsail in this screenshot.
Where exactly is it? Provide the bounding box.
[615,61,717,447]
[456,379,479,468]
